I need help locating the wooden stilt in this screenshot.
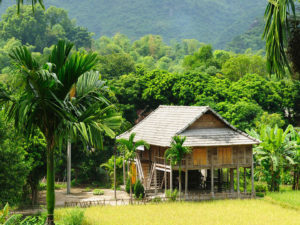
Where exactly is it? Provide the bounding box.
[164,158,167,194]
[244,168,247,194]
[230,168,234,193]
[185,156,188,198]
[123,154,126,185]
[170,164,173,191]
[251,151,255,198]
[237,166,240,198]
[211,167,214,198]
[154,160,157,195]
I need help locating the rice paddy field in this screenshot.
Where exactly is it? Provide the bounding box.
[55,191,300,225]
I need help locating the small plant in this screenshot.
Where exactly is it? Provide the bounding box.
[93,189,104,195]
[134,180,145,199]
[152,197,162,203]
[82,187,91,192]
[38,182,47,191]
[166,189,178,201]
[61,208,84,225]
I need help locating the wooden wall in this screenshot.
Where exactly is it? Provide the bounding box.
[187,112,226,129]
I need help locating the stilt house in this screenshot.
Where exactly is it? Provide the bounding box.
[117,105,260,199]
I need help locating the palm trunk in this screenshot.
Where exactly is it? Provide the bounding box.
[46,144,55,225]
[178,163,181,200]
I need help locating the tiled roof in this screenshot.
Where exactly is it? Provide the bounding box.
[117,105,260,147]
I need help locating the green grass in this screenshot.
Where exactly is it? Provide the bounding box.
[55,196,300,225]
[265,191,300,210]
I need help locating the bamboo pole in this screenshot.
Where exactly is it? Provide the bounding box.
[67,140,71,195]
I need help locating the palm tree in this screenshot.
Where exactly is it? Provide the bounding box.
[0,0,44,13]
[0,40,122,224]
[263,0,297,76]
[248,125,296,191]
[101,155,124,187]
[165,136,191,200]
[117,133,149,203]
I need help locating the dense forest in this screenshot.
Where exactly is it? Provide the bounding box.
[0,3,299,214]
[0,0,266,48]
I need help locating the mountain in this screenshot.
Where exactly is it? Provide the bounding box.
[0,0,266,48]
[226,18,266,53]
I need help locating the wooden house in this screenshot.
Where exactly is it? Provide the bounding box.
[117,105,260,199]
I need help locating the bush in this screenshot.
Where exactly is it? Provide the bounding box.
[38,182,47,191]
[166,189,178,201]
[93,189,104,195]
[61,208,84,225]
[134,180,145,199]
[125,178,130,194]
[255,182,267,193]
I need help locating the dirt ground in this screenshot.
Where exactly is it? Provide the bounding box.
[14,188,130,215]
[39,188,130,207]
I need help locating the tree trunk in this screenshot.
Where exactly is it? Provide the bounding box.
[30,181,39,205]
[46,143,55,225]
[67,140,71,195]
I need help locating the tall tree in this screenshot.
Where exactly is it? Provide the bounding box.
[117,133,149,203]
[165,136,191,199]
[0,40,122,224]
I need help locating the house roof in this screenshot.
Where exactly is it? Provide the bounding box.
[117,105,260,147]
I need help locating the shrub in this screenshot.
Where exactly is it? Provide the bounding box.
[255,182,267,193]
[93,189,104,195]
[134,180,145,199]
[61,208,85,225]
[125,178,130,194]
[166,189,178,201]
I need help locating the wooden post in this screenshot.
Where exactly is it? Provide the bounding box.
[244,168,247,194]
[251,153,255,198]
[185,156,188,198]
[164,158,167,194]
[230,168,234,193]
[170,164,173,191]
[67,139,71,195]
[237,166,240,198]
[211,167,214,198]
[154,160,157,195]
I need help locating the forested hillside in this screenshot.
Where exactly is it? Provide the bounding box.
[0,0,266,48]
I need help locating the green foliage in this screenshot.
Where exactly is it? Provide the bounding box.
[255,112,285,129]
[0,5,92,52]
[60,208,85,225]
[165,189,178,201]
[221,54,267,81]
[248,125,297,191]
[255,182,268,193]
[100,156,124,187]
[133,180,145,199]
[125,178,130,194]
[262,0,295,76]
[92,189,104,195]
[0,113,29,207]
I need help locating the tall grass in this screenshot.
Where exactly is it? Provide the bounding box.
[77,200,299,225]
[265,191,300,210]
